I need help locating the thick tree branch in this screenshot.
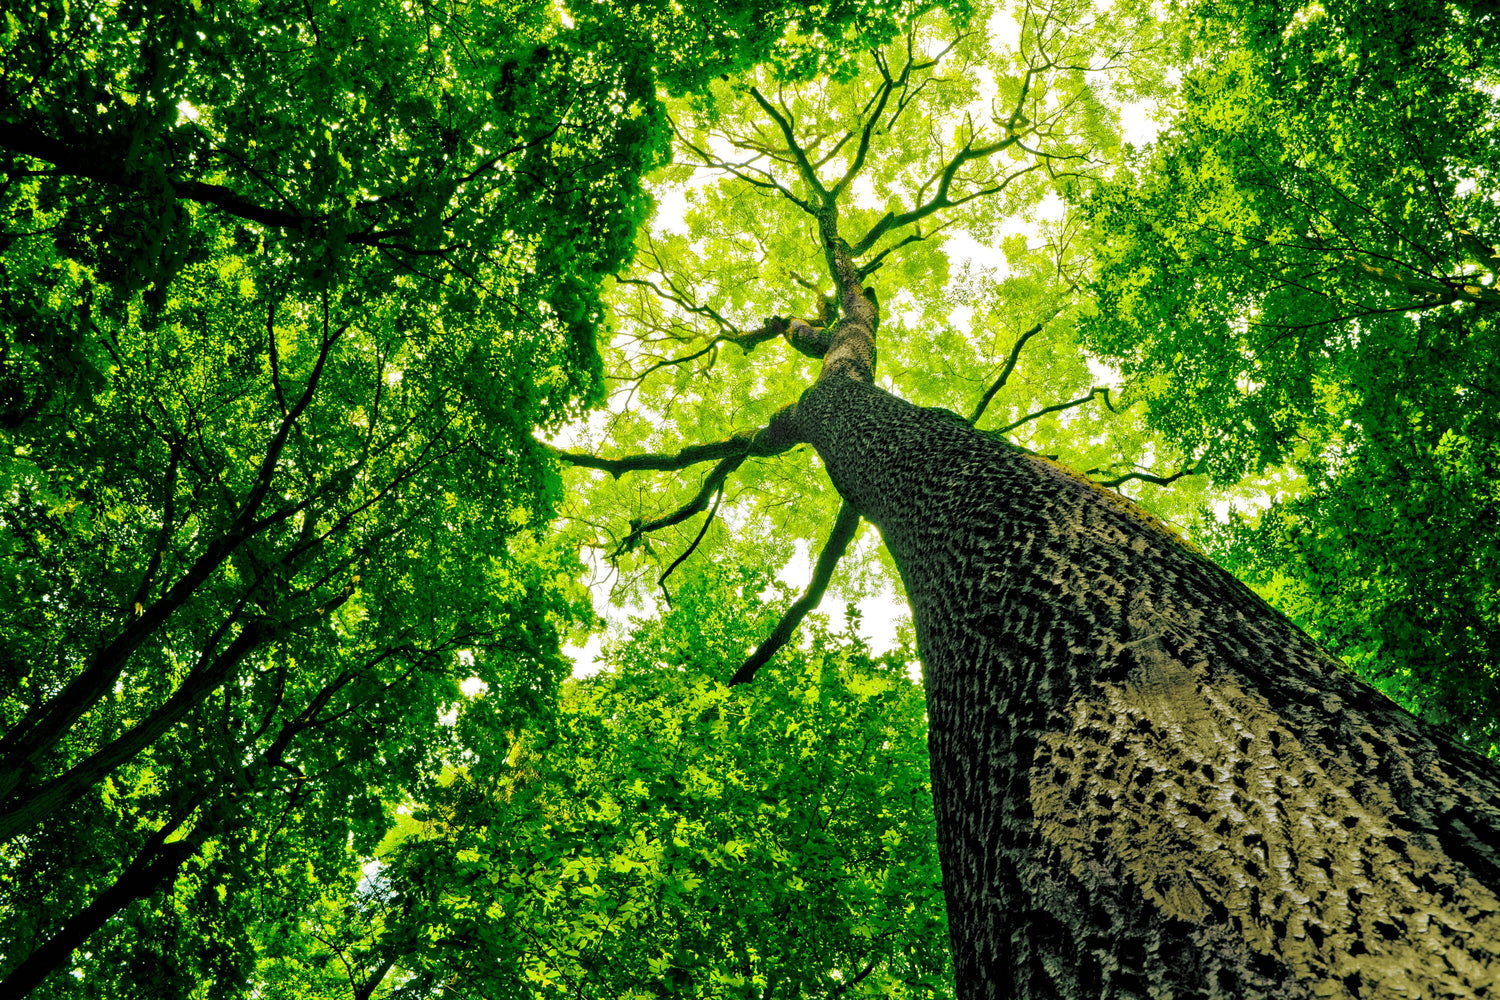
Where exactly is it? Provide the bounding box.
[785,317,836,359]
[0,614,273,846]
[354,954,400,1000]
[1455,228,1500,277]
[0,802,213,996]
[0,120,551,250]
[857,228,936,280]
[828,39,920,200]
[546,434,761,478]
[609,290,788,382]
[729,502,861,687]
[747,88,829,204]
[849,153,1040,257]
[1351,258,1500,306]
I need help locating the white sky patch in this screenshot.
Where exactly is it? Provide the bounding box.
[1033,191,1067,222]
[653,184,692,234]
[851,175,882,210]
[707,132,748,170]
[776,539,814,590]
[566,545,645,678]
[544,403,616,451]
[853,594,907,655]
[1086,355,1122,385]
[1210,494,1269,522]
[175,99,201,123]
[943,230,1009,276]
[1119,99,1164,148]
[566,633,606,678]
[948,302,975,332]
[986,7,1023,52]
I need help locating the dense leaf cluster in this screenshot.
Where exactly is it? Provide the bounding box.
[252,568,949,998]
[1082,0,1500,750]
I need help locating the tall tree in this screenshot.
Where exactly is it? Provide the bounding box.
[0,0,947,991]
[552,3,1500,995]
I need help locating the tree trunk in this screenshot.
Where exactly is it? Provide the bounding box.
[784,351,1500,998]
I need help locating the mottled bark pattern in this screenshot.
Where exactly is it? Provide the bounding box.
[793,373,1500,999]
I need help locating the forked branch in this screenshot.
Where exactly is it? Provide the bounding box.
[615,453,746,557]
[656,483,725,605]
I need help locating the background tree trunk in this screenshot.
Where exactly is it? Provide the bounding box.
[793,371,1500,999]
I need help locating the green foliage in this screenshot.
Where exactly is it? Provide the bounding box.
[1081,0,1500,749]
[1205,422,1500,756]
[10,0,1498,991]
[1,0,664,326]
[0,0,988,993]
[277,566,948,999]
[2,0,640,972]
[569,0,974,94]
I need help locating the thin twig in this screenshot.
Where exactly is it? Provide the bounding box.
[968,321,1046,424]
[657,484,724,606]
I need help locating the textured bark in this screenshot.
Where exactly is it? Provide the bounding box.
[782,328,1500,998]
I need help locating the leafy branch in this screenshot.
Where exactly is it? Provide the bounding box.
[968,320,1048,425]
[1090,461,1205,489]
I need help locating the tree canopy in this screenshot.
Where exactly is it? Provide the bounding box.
[1082,0,1500,753]
[3,0,1498,994]
[0,0,948,991]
